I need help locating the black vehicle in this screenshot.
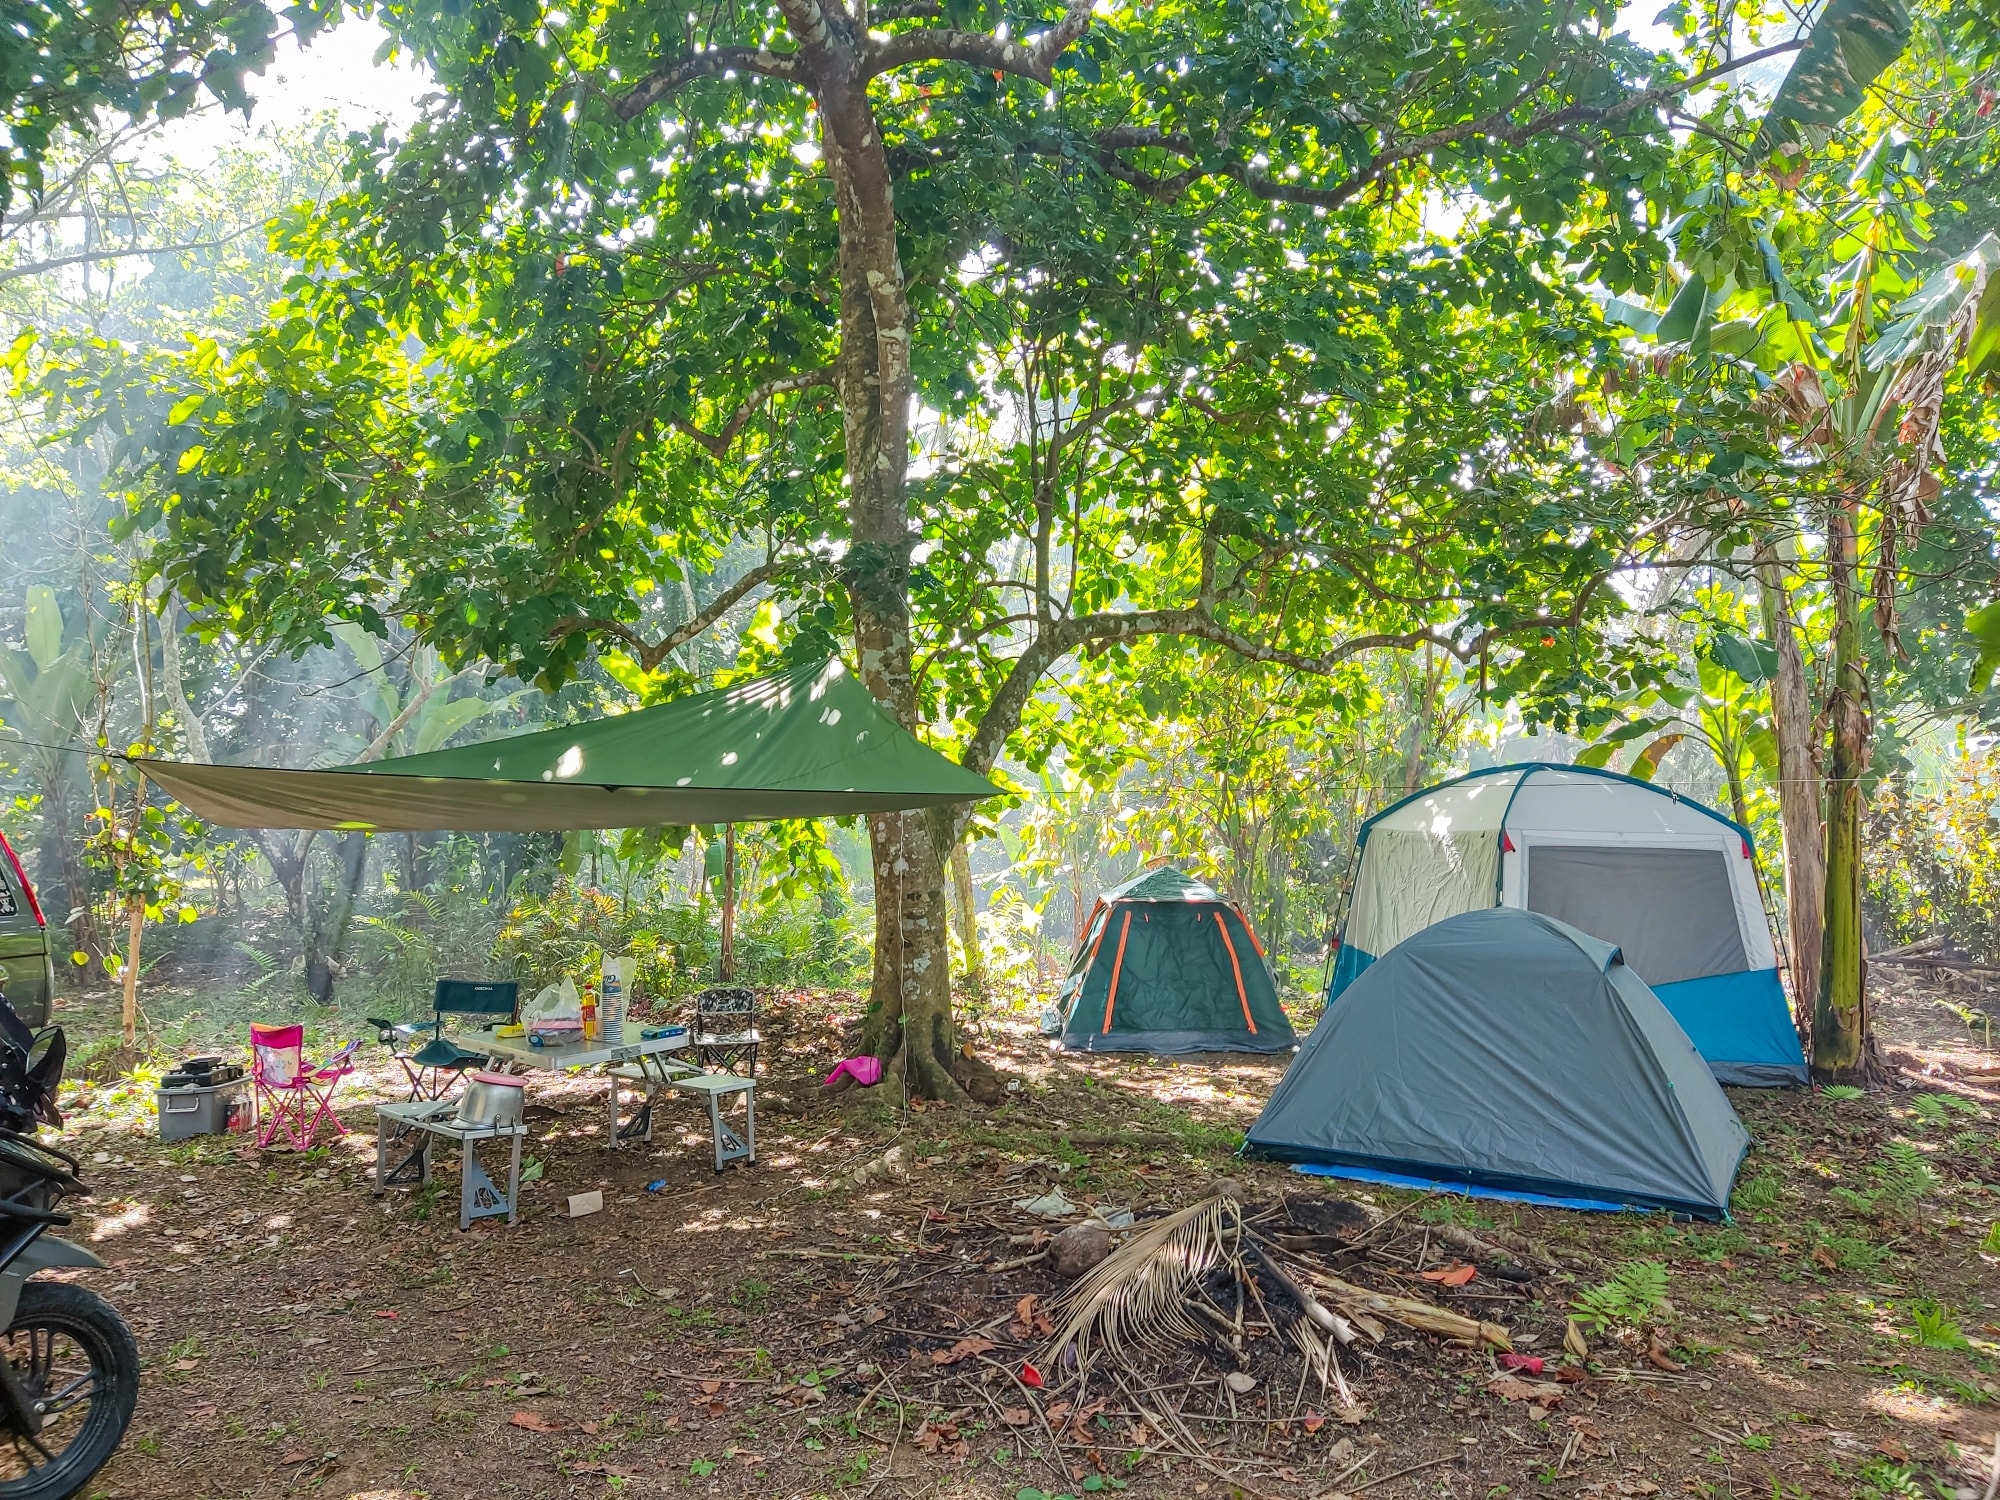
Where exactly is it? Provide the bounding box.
[0,839,52,1029]
[0,992,137,1498]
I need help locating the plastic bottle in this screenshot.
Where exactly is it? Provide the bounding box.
[581,981,599,1042]
[599,957,625,1039]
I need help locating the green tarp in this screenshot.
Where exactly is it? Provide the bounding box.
[138,658,998,832]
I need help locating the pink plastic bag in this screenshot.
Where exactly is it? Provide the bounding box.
[823,1055,884,1089]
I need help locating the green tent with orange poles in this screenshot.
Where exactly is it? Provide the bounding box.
[1054,867,1297,1055]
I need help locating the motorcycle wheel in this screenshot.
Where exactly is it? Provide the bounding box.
[0,1283,139,1500]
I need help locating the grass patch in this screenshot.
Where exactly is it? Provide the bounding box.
[1731,1174,1781,1214]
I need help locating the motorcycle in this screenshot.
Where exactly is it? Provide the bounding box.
[0,989,137,1499]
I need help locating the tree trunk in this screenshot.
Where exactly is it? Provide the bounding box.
[257,829,318,996]
[38,757,105,982]
[950,840,983,990]
[1757,559,1824,1031]
[1813,502,1872,1080]
[120,894,142,1046]
[809,45,964,1099]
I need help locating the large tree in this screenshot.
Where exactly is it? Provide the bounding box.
[66,0,1837,1094]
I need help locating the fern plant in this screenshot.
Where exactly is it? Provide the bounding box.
[1571,1260,1670,1334]
[1877,1143,1941,1215]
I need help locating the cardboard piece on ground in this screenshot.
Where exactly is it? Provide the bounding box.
[567,1190,604,1218]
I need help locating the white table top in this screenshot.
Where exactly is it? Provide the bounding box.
[472,1021,692,1073]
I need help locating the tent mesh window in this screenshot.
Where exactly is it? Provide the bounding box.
[1522,845,1748,987]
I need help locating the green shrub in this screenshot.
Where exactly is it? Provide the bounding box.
[1864,758,2000,963]
[491,877,867,1002]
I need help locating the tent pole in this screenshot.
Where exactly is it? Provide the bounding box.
[720,824,737,983]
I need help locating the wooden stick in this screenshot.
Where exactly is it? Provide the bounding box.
[758,1247,900,1263]
[1245,1238,1356,1346]
[1348,1451,1462,1493]
[987,1249,1051,1273]
[655,1368,772,1385]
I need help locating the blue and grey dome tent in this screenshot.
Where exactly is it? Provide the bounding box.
[1328,763,1805,1086]
[1056,867,1297,1055]
[1249,908,1750,1219]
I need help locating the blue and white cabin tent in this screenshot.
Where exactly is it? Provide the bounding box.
[1329,764,1806,1086]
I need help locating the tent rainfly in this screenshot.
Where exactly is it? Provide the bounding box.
[1328,763,1806,1087]
[137,658,998,831]
[1055,867,1297,1055]
[1248,908,1750,1218]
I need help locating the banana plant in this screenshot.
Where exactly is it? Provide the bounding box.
[1597,151,1999,1078]
[0,586,117,973]
[1578,627,1779,834]
[327,622,526,761]
[0,585,103,753]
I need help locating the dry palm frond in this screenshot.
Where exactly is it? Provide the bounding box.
[1044,1193,1242,1375]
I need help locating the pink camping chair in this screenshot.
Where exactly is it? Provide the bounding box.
[250,1024,360,1150]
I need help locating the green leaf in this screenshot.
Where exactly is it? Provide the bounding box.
[1654,275,1708,344]
[1755,0,1912,156]
[24,586,62,673]
[1629,734,1684,781]
[1867,235,2000,371]
[1967,600,2000,693]
[1710,632,1776,684]
[1602,297,1660,336]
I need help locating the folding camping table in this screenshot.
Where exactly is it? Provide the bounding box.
[472,1022,697,1147]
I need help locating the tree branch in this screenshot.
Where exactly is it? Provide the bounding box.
[548,559,785,671]
[357,678,439,763]
[0,225,261,285]
[1055,40,1806,211]
[864,0,1095,82]
[615,46,803,119]
[671,367,835,457]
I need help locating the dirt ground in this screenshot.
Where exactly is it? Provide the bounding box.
[35,969,2000,1500]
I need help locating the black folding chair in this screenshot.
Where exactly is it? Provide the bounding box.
[368,980,519,1100]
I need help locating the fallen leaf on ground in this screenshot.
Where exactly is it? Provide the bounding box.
[1487,1376,1566,1406]
[1012,1293,1055,1338]
[1420,1263,1477,1286]
[931,1336,995,1367]
[1301,1411,1325,1434]
[1020,1362,1044,1388]
[508,1411,564,1433]
[1645,1338,1684,1373]
[1615,1480,1659,1496]
[999,1407,1032,1427]
[1563,1318,1591,1363]
[912,1421,969,1458]
[279,1450,314,1464]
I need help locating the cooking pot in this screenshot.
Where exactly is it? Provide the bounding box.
[459,1071,525,1128]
